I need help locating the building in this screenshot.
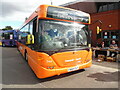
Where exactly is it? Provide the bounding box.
[61,1,120,47]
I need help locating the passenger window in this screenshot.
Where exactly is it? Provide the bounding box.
[29,22,33,34]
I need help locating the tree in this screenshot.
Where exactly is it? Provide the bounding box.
[2,26,13,30]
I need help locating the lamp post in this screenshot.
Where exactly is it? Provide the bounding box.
[50,0,53,5]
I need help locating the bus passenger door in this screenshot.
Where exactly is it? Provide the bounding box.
[27,18,39,73]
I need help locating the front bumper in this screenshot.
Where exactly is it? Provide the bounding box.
[36,60,92,79]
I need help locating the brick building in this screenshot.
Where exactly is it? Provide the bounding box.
[61,1,120,47]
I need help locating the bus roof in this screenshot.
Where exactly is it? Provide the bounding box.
[1,30,16,33]
[21,4,90,28]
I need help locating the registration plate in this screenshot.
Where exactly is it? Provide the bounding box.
[68,66,79,72]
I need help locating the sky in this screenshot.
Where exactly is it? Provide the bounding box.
[0,0,78,29]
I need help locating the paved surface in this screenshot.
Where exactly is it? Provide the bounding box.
[2,47,119,88]
[92,58,119,69]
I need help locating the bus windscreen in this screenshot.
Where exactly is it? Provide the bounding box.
[38,20,88,51]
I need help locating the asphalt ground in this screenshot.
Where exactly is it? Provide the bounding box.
[1,47,119,89]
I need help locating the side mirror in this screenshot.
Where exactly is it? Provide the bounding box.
[26,34,34,45]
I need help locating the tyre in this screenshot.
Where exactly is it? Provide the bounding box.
[24,51,28,62]
[2,43,5,47]
[17,47,20,52]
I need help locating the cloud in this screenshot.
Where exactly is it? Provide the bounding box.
[1,1,32,17]
[0,0,53,20]
[0,0,76,29]
[1,0,76,18]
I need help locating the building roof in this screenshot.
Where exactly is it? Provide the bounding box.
[60,0,120,14]
[60,0,86,6]
[60,0,120,7]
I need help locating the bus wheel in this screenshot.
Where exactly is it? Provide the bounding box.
[25,52,28,62]
[2,43,5,47]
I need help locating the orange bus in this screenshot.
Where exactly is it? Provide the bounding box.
[17,4,92,78]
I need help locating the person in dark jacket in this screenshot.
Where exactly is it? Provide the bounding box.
[95,41,107,58]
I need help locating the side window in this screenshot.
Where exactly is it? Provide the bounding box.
[24,24,29,33]
[2,33,5,39]
[0,32,2,40]
[24,26,28,32]
[4,32,13,39]
[4,33,8,39]
[19,24,30,44]
[9,32,13,39]
[18,33,21,40]
[18,17,37,46]
[33,18,37,35]
[21,27,24,32]
[29,22,33,34]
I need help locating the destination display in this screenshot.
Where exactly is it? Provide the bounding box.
[47,6,89,23]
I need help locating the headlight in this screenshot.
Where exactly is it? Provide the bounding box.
[47,66,54,69]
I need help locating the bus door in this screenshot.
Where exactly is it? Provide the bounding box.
[26,18,38,72]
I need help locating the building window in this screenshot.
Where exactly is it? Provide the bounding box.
[103,32,110,39]
[98,2,120,13]
[111,31,119,39]
[102,5,108,12]
[98,6,103,12]
[114,3,119,10]
[101,30,119,46]
[108,4,114,11]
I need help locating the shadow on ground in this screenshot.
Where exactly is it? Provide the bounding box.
[87,71,119,82]
[39,69,85,82]
[3,47,87,85]
[3,66,85,85]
